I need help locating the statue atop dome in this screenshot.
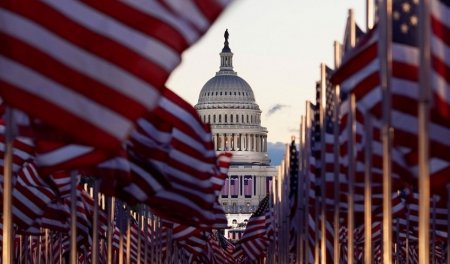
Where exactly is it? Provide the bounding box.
[222,29,231,53]
[224,29,229,42]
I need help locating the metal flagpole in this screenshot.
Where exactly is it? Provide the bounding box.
[347,94,356,264]
[366,0,375,30]
[347,12,356,264]
[304,102,312,264]
[107,196,115,264]
[70,170,78,264]
[447,184,450,264]
[379,0,393,263]
[118,202,125,264]
[38,229,42,264]
[144,207,149,264]
[297,116,305,264]
[406,206,410,264]
[319,63,327,264]
[92,179,99,264]
[137,210,142,264]
[333,40,342,264]
[418,0,431,263]
[3,107,16,264]
[364,114,373,264]
[431,196,437,264]
[126,207,131,264]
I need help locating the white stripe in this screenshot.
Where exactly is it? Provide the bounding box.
[0,8,159,110]
[431,0,450,28]
[431,34,450,68]
[432,70,450,104]
[161,96,214,144]
[130,162,163,192]
[36,145,94,167]
[393,43,419,65]
[164,0,210,31]
[0,56,132,140]
[123,0,199,44]
[43,0,179,71]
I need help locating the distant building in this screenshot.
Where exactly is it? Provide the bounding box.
[194,31,277,240]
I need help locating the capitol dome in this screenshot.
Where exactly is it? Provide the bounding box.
[195,30,269,165]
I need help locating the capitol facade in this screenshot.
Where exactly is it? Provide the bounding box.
[194,30,277,240]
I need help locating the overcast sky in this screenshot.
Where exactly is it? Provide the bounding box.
[167,0,366,144]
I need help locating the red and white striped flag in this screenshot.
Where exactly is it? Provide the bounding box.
[0,0,232,151]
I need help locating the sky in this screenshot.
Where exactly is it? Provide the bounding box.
[167,0,366,144]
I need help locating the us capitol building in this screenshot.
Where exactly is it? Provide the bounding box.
[194,30,277,240]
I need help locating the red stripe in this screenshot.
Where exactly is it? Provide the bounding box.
[431,15,450,46]
[81,1,188,52]
[0,80,122,150]
[331,43,377,85]
[2,0,168,88]
[0,33,149,120]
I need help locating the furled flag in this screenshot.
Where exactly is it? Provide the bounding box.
[0,0,232,151]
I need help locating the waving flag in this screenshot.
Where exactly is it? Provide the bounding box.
[0,0,232,151]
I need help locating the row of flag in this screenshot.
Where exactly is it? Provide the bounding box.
[276,0,450,263]
[0,1,282,263]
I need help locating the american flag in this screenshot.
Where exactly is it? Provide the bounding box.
[430,0,450,118]
[221,177,229,197]
[287,139,299,259]
[243,176,252,197]
[230,176,239,198]
[234,195,271,261]
[0,0,232,151]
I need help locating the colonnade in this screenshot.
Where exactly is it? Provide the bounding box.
[213,133,267,152]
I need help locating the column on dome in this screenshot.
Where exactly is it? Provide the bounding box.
[223,133,227,150]
[231,133,235,150]
[214,134,218,150]
[253,134,256,151]
[238,133,242,150]
[257,134,261,152]
[245,134,248,151]
[263,135,267,152]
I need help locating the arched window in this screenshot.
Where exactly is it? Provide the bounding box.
[251,115,253,123]
[246,115,249,123]
[213,115,216,123]
[225,114,227,123]
[241,115,244,123]
[219,115,222,123]
[230,115,233,123]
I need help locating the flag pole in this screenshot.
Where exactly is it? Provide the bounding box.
[447,184,450,264]
[143,207,149,264]
[297,116,305,264]
[70,170,78,264]
[366,0,375,30]
[319,63,327,264]
[379,0,393,263]
[107,196,115,264]
[92,179,99,264]
[304,102,312,264]
[431,196,437,263]
[364,114,373,264]
[333,40,342,264]
[347,10,357,264]
[126,207,131,264]
[347,93,356,264]
[2,107,16,264]
[418,0,431,263]
[137,209,142,264]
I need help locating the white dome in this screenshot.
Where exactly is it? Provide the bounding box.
[194,31,270,165]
